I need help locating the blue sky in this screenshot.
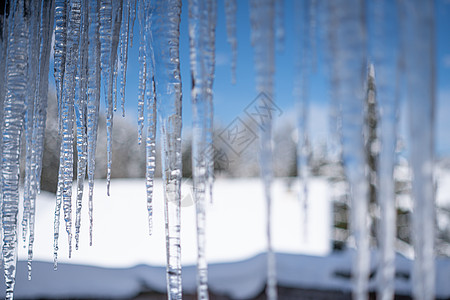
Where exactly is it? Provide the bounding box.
[67,0,450,156]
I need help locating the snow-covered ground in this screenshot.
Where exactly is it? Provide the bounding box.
[5,176,450,299]
[17,177,331,268]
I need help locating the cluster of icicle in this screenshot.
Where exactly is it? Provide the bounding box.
[308,1,435,300]
[0,0,438,300]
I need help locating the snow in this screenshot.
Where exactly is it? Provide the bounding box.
[0,177,448,299]
[17,177,331,268]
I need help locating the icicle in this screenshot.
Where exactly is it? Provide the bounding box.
[399,1,436,299]
[188,0,217,298]
[22,0,41,248]
[142,0,157,235]
[249,0,277,299]
[99,0,114,195]
[224,0,237,84]
[87,0,102,246]
[137,0,146,145]
[145,76,157,235]
[275,0,284,52]
[326,1,369,299]
[294,0,311,241]
[129,0,137,48]
[150,0,183,298]
[370,3,399,299]
[56,0,83,260]
[308,0,317,72]
[27,0,55,279]
[54,0,68,134]
[118,0,133,116]
[1,0,29,297]
[110,0,124,114]
[74,0,89,251]
[0,0,8,266]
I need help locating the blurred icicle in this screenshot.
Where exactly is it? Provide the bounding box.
[150,0,183,298]
[325,1,369,299]
[275,0,284,52]
[188,0,217,298]
[399,1,436,299]
[370,1,399,299]
[294,0,312,241]
[249,0,277,299]
[224,0,237,84]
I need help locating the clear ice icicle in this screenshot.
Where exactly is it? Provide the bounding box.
[137,0,147,144]
[56,0,83,260]
[99,0,113,195]
[150,0,183,298]
[326,1,369,299]
[224,0,237,84]
[188,0,217,298]
[27,0,55,279]
[142,0,157,235]
[1,0,29,297]
[145,76,157,235]
[399,1,436,299]
[118,0,133,116]
[87,0,101,246]
[370,2,399,299]
[74,0,89,251]
[249,0,277,299]
[54,0,68,134]
[22,0,41,248]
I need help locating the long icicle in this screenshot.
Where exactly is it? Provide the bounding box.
[118,0,133,116]
[150,0,183,298]
[54,0,68,134]
[74,0,89,251]
[58,0,82,261]
[249,0,277,299]
[87,0,101,246]
[399,1,436,299]
[22,0,41,249]
[2,0,29,297]
[188,0,217,298]
[137,0,147,145]
[99,0,113,195]
[371,1,399,299]
[106,0,124,190]
[326,1,369,299]
[28,0,55,279]
[294,0,311,241]
[142,0,156,236]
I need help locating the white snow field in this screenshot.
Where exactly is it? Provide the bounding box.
[0,177,448,299]
[17,177,331,268]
